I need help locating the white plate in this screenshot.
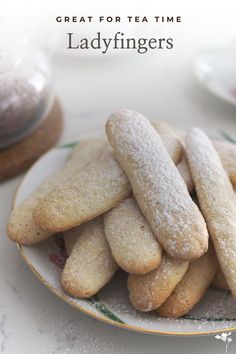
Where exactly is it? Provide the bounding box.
[195,46,236,106]
[15,139,236,336]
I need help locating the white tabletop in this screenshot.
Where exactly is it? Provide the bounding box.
[1,38,236,353]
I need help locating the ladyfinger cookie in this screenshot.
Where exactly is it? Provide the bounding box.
[33,149,132,233]
[61,218,119,298]
[104,197,162,274]
[177,153,195,194]
[8,138,105,245]
[106,110,208,261]
[152,120,183,164]
[186,128,236,297]
[33,119,185,234]
[64,227,81,256]
[127,255,188,311]
[176,141,236,195]
[157,244,217,318]
[214,141,236,185]
[212,268,229,290]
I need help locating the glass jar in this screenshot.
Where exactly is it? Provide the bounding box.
[0,36,54,149]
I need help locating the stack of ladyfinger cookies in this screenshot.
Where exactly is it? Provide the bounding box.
[8,109,236,318]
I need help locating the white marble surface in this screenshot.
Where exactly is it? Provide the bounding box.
[2,37,236,353]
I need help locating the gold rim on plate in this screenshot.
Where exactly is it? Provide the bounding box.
[13,145,236,337]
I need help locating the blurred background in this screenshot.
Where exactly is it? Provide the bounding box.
[1,0,236,144]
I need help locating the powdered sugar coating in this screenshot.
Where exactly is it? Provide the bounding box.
[214,140,236,185]
[64,227,81,256]
[104,197,162,274]
[157,244,217,318]
[152,120,183,164]
[175,140,236,195]
[61,217,119,298]
[127,254,189,311]
[33,148,132,233]
[186,128,236,297]
[32,117,183,234]
[177,153,195,194]
[8,138,105,245]
[106,110,208,260]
